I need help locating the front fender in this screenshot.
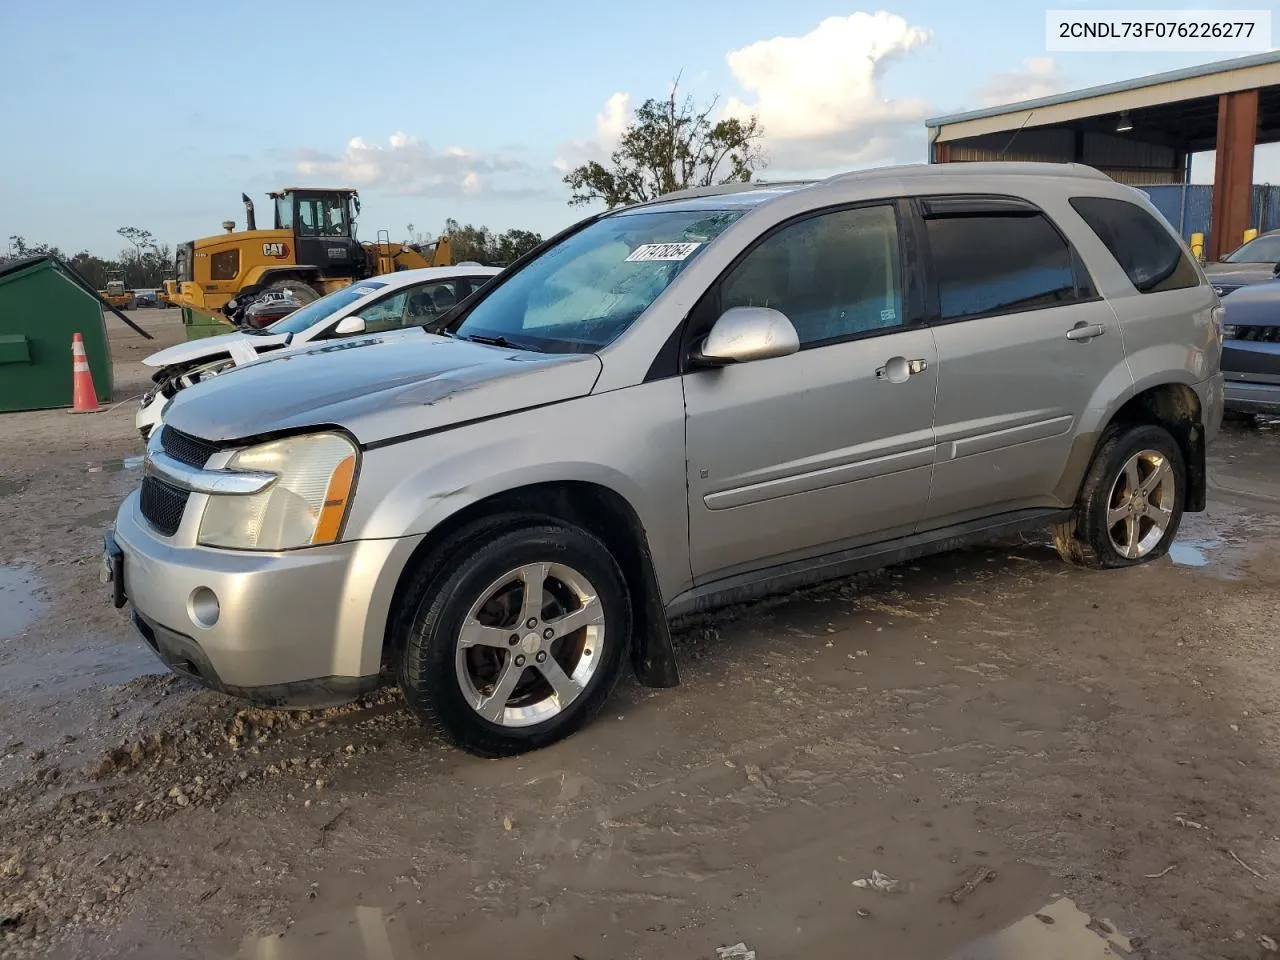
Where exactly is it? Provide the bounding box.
[343,382,692,603]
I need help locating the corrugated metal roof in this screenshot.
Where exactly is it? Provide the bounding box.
[926,51,1280,128]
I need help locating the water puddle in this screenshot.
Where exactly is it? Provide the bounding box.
[948,896,1133,959]
[87,456,144,474]
[0,639,161,698]
[228,896,1133,960]
[0,565,46,640]
[231,906,418,959]
[1169,537,1223,567]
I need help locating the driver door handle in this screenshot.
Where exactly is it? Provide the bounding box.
[875,357,929,382]
[1065,322,1106,342]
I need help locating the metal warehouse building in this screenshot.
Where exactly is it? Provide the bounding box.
[926,52,1280,260]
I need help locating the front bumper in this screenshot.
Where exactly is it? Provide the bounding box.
[110,490,424,707]
[1225,378,1280,415]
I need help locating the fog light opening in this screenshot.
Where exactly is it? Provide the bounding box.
[188,587,220,629]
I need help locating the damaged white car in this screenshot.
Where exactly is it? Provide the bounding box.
[136,265,501,439]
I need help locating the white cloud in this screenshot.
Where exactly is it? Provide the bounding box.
[722,12,932,171]
[977,58,1068,108]
[554,92,631,173]
[289,131,531,199]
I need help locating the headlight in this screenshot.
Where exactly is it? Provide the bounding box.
[198,432,358,550]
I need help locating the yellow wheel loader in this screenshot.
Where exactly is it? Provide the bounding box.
[99,276,134,310]
[164,188,453,325]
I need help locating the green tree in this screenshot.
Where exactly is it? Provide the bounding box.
[442,218,494,263]
[492,228,542,264]
[5,235,65,261]
[563,80,765,209]
[115,227,173,287]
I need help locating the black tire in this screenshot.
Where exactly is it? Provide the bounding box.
[1053,423,1187,569]
[395,521,631,757]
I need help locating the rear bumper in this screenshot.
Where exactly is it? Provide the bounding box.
[1195,371,1225,444]
[1225,379,1280,414]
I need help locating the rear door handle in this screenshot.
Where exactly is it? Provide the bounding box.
[1065,322,1106,342]
[875,357,929,383]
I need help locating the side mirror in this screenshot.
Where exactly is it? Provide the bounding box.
[1271,262,1280,277]
[334,315,366,335]
[691,307,800,367]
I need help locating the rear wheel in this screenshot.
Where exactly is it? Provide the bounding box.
[1053,424,1186,569]
[396,522,630,756]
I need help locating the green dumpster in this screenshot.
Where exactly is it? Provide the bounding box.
[0,256,113,412]
[182,307,236,341]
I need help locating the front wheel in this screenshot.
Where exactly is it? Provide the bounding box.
[396,522,631,756]
[1053,424,1186,569]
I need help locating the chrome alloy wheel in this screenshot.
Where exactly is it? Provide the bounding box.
[454,562,606,727]
[1106,449,1176,560]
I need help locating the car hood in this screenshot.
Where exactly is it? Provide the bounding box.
[1202,262,1277,286]
[142,331,287,368]
[1223,279,1280,326]
[161,330,603,446]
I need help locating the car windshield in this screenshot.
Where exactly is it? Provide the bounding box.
[258,281,389,335]
[450,208,744,352]
[1225,235,1280,263]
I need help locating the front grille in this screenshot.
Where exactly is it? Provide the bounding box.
[1231,325,1280,343]
[140,476,189,536]
[161,427,219,467]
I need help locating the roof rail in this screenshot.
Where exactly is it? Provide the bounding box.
[821,161,1113,184]
[642,179,818,205]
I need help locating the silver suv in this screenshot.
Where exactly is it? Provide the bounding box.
[104,162,1224,756]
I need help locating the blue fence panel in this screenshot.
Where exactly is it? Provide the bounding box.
[1141,185,1212,242]
[1140,183,1280,251]
[1252,184,1280,234]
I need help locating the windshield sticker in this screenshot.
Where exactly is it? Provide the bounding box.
[626,242,702,262]
[880,307,896,322]
[352,286,381,296]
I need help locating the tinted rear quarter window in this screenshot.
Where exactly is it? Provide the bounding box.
[924,213,1082,321]
[1069,196,1200,294]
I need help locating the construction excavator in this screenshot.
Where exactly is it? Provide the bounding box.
[164,188,453,324]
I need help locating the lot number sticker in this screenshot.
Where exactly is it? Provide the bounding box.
[626,242,702,262]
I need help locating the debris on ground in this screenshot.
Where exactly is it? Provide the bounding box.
[1227,849,1268,880]
[1260,934,1278,952]
[945,865,996,903]
[1143,864,1177,879]
[852,869,900,893]
[715,944,756,960]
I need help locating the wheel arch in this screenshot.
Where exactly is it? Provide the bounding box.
[240,264,322,293]
[1062,381,1206,512]
[384,480,680,690]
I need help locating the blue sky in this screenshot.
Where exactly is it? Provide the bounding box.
[1,0,1276,257]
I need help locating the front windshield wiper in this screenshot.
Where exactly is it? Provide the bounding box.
[457,333,539,352]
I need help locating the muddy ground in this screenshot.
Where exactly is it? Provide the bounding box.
[2,310,1279,959]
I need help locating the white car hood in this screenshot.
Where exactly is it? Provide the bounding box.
[142,331,288,369]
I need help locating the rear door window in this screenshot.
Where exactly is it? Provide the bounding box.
[1069,196,1200,294]
[924,210,1086,322]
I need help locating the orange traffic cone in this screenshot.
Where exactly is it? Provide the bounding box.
[70,332,102,414]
